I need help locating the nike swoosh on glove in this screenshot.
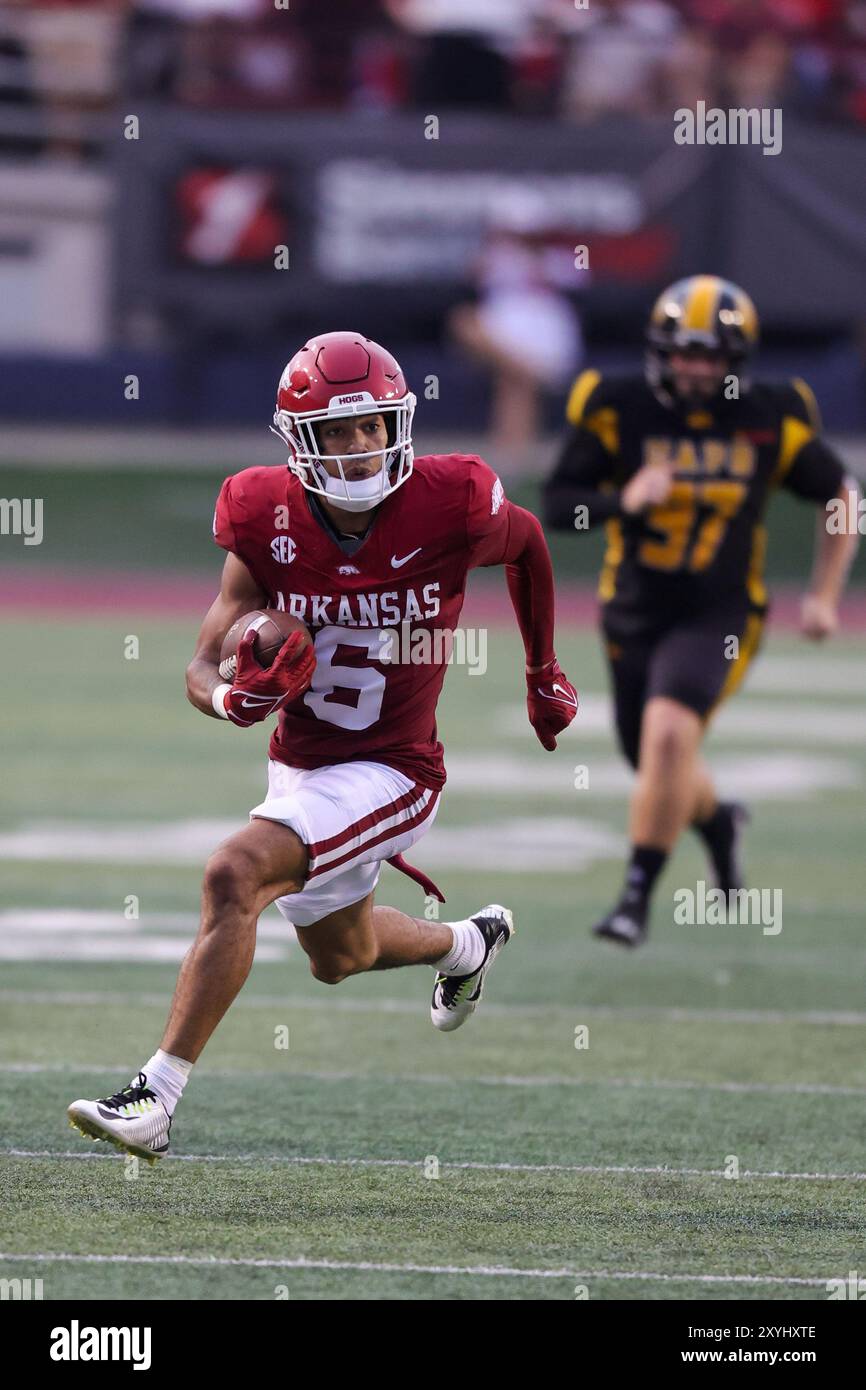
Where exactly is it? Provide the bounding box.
[224,629,316,727]
[526,658,579,751]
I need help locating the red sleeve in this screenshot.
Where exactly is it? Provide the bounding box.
[465,458,512,568]
[463,459,556,669]
[503,505,556,671]
[213,475,242,553]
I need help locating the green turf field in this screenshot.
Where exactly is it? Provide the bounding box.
[2,610,866,1300]
[3,464,861,583]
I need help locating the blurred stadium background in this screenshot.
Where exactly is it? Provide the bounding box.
[2,0,866,1301]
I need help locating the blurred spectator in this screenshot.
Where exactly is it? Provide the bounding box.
[16,1,127,106]
[7,0,125,158]
[561,0,682,119]
[125,1,190,102]
[449,201,584,464]
[173,16,308,109]
[685,0,782,50]
[0,5,35,105]
[126,0,387,110]
[351,25,412,112]
[510,12,567,118]
[272,0,385,108]
[728,30,793,108]
[833,0,866,123]
[384,0,535,109]
[0,2,41,156]
[126,0,303,107]
[660,25,723,112]
[685,0,840,47]
[3,0,865,134]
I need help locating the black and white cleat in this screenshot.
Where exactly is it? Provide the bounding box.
[67,1072,171,1163]
[431,904,514,1033]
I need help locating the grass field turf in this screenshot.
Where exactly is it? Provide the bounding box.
[2,610,866,1300]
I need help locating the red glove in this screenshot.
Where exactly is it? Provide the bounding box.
[223,630,316,727]
[526,657,578,751]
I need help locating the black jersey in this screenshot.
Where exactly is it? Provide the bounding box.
[544,370,845,628]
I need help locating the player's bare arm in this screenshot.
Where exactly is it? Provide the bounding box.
[185,551,268,716]
[801,476,861,639]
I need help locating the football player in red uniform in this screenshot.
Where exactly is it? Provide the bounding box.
[68,331,578,1159]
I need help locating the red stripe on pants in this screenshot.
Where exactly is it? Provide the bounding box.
[307,790,438,880]
[306,781,428,859]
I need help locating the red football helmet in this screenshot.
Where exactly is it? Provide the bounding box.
[271,331,416,512]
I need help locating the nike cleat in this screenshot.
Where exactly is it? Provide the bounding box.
[67,1071,171,1163]
[431,904,514,1033]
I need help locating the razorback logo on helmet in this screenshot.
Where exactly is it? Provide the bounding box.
[491,477,505,515]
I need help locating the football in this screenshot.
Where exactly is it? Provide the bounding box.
[218,610,311,682]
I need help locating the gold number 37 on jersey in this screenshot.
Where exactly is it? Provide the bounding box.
[639,480,747,573]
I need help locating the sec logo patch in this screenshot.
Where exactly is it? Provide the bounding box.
[270,535,297,564]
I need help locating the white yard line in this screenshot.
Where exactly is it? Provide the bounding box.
[3,989,866,1026]
[6,1149,866,1183]
[748,655,866,696]
[447,751,860,799]
[2,934,863,965]
[0,937,289,963]
[497,694,866,745]
[0,817,626,873]
[0,909,290,940]
[1,744,861,882]
[2,1060,864,1098]
[0,1250,831,1286]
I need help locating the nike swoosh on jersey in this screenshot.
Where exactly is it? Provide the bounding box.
[391,547,422,568]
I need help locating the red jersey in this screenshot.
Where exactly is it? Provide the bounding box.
[213,453,512,790]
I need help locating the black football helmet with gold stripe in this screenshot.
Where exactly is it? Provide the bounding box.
[646,275,759,407]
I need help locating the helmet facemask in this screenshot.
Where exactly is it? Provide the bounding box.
[271,391,416,513]
[646,336,746,411]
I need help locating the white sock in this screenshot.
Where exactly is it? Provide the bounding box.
[431,920,487,976]
[140,1049,193,1117]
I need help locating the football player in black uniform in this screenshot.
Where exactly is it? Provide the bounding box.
[543,275,860,946]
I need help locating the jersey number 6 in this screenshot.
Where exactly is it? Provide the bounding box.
[302,626,387,730]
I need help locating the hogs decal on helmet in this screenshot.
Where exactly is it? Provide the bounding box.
[271,331,417,513]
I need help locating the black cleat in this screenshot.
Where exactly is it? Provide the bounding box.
[697,801,750,895]
[592,900,648,949]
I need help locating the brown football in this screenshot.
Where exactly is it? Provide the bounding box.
[219,610,311,682]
